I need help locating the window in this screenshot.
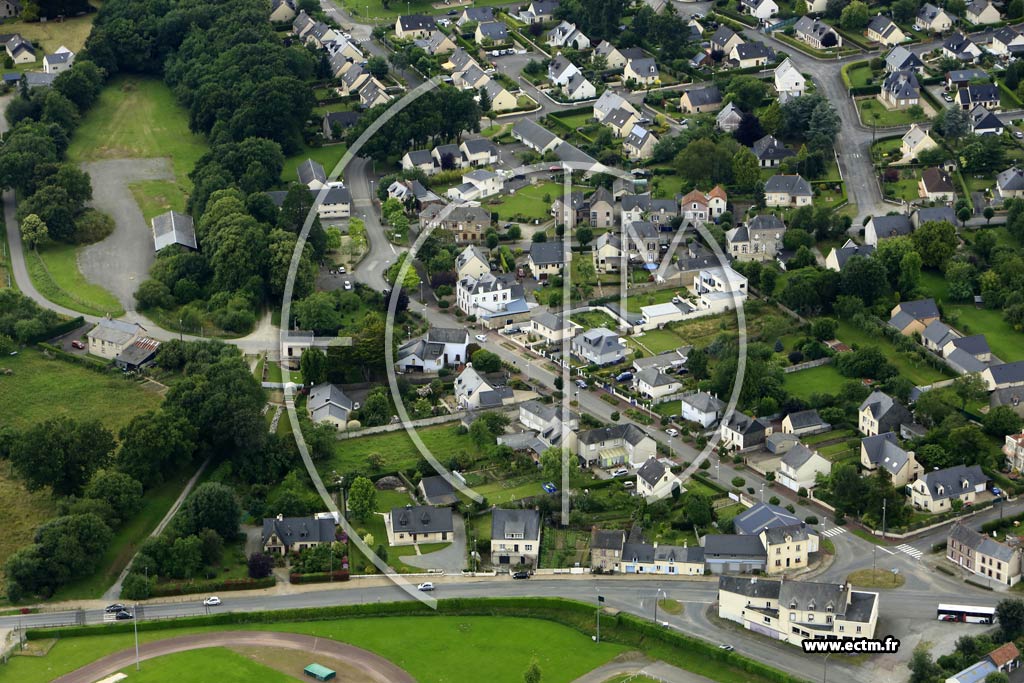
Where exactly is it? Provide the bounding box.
[856,626,862,634]
[525,545,532,551]
[763,616,771,624]
[790,612,796,621]
[807,614,814,622]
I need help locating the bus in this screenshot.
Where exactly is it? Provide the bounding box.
[937,604,996,624]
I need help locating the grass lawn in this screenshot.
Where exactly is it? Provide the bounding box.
[27,243,124,317]
[8,616,627,683]
[871,137,904,164]
[783,363,846,400]
[489,182,583,221]
[631,327,688,354]
[341,0,510,20]
[884,176,920,203]
[549,111,593,130]
[3,8,97,53]
[283,143,348,184]
[67,76,209,190]
[857,98,929,127]
[846,568,906,589]
[0,465,53,586]
[626,287,687,313]
[474,474,548,504]
[571,309,620,330]
[835,320,949,385]
[844,62,875,89]
[322,424,485,477]
[129,180,188,223]
[118,648,297,683]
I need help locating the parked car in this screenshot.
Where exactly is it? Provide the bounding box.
[611,468,629,477]
[105,603,126,613]
[203,596,222,606]
[418,582,434,591]
[623,481,635,489]
[993,487,1004,496]
[337,266,346,274]
[542,482,558,494]
[1016,131,1024,139]
[343,280,352,290]
[512,571,530,579]
[666,428,679,437]
[71,340,86,349]
[115,610,133,620]
[475,334,488,342]
[718,644,734,651]
[615,371,633,382]
[575,379,588,389]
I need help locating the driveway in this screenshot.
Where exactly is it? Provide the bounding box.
[400,512,467,574]
[78,158,176,312]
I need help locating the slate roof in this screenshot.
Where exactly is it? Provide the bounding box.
[988,360,1024,386]
[868,14,900,38]
[703,534,768,558]
[762,523,811,545]
[883,69,919,100]
[152,210,197,251]
[262,515,335,548]
[297,158,327,186]
[830,240,875,269]
[921,166,954,193]
[390,504,454,534]
[711,26,739,51]
[917,464,988,501]
[786,409,826,430]
[970,105,1003,133]
[636,367,677,388]
[461,6,495,22]
[680,391,725,415]
[655,544,704,564]
[682,84,721,107]
[513,118,560,150]
[492,508,541,541]
[115,338,160,368]
[419,475,458,505]
[947,348,988,374]
[885,45,923,71]
[959,83,1000,106]
[732,42,775,62]
[947,334,990,356]
[949,522,1015,562]
[764,174,811,196]
[922,320,959,347]
[861,432,911,476]
[308,383,354,414]
[88,318,143,345]
[998,167,1024,193]
[781,443,818,470]
[894,298,940,320]
[323,110,360,131]
[915,206,957,225]
[591,529,625,551]
[734,502,801,536]
[947,68,986,84]
[719,575,781,599]
[578,423,650,446]
[870,214,913,239]
[529,241,565,267]
[752,134,793,162]
[636,457,667,487]
[725,411,770,437]
[477,20,508,40]
[397,14,436,32]
[860,390,900,420]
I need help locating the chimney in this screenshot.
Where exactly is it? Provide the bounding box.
[276,513,284,521]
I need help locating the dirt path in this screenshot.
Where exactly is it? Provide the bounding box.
[51,630,416,683]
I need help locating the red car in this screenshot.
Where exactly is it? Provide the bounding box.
[71,340,85,349]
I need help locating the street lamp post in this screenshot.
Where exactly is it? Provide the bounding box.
[133,604,141,671]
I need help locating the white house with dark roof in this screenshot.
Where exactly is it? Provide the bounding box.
[740,0,779,22]
[793,16,841,49]
[456,271,526,321]
[911,465,989,512]
[867,14,907,46]
[730,41,775,68]
[859,390,912,436]
[528,241,566,279]
[475,21,509,44]
[761,523,817,574]
[884,46,924,74]
[711,25,744,54]
[734,502,801,536]
[562,72,596,101]
[948,522,1022,587]
[547,20,590,49]
[781,409,829,436]
[87,318,146,360]
[825,239,875,271]
[623,124,657,161]
[512,118,562,153]
[865,214,913,246]
[901,124,937,160]
[152,210,197,252]
[916,3,954,32]
[990,26,1024,57]
[635,367,682,402]
[860,432,920,487]
[983,361,1024,391]
[397,327,469,372]
[970,105,1004,136]
[528,310,580,344]
[721,411,772,451]
[593,91,638,123]
[764,174,812,207]
[943,33,983,62]
[680,84,722,113]
[889,298,941,336]
[881,70,920,108]
[262,514,336,555]
[385,504,454,546]
[773,58,805,102]
[997,167,1024,200]
[636,457,683,500]
[777,443,830,492]
[680,391,725,427]
[571,327,626,366]
[967,0,1001,24]
[458,6,494,25]
[956,83,1000,111]
[491,509,541,566]
[624,56,659,86]
[395,14,436,40]
[921,320,959,352]
[454,364,514,409]
[297,158,328,189]
[576,424,656,467]
[42,46,73,74]
[307,383,356,428]
[752,134,794,168]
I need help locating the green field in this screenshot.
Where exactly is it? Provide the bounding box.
[843,62,874,88]
[7,617,627,683]
[26,243,124,317]
[68,76,209,191]
[2,8,97,53]
[489,182,583,221]
[284,143,348,184]
[782,364,846,400]
[857,98,929,127]
[0,349,164,582]
[631,327,688,355]
[341,0,510,20]
[323,423,484,476]
[129,180,188,223]
[626,287,687,313]
[117,648,297,683]
[835,320,948,385]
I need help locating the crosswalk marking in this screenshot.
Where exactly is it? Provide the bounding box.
[821,527,846,538]
[896,544,923,559]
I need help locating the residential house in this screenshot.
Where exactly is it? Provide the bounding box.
[983,361,1024,391]
[517,0,559,24]
[680,85,723,113]
[777,444,831,492]
[576,424,656,468]
[396,327,469,372]
[151,210,197,252]
[726,214,786,262]
[593,90,638,123]
[528,310,580,345]
[947,644,1022,683]
[548,54,580,87]
[861,432,921,487]
[42,46,73,74]
[761,524,816,574]
[588,186,616,228]
[680,186,728,222]
[547,21,590,50]
[307,383,356,427]
[753,134,794,168]
[866,15,906,46]
[386,505,454,546]
[970,105,1004,135]
[997,167,1024,200]
[864,214,913,246]
[680,391,725,428]
[703,535,768,574]
[717,576,879,645]
[885,46,924,73]
[623,124,658,160]
[919,166,956,202]
[636,457,683,500]
[475,21,508,44]
[593,232,624,273]
[563,72,596,101]
[270,0,297,22]
[632,347,691,375]
[594,40,626,69]
[454,63,489,90]
[358,78,392,109]
[912,205,958,227]
[990,26,1024,57]
[764,174,812,207]
[551,191,587,228]
[113,337,160,372]
[911,465,989,512]
[711,26,745,55]
[421,204,491,243]
[889,298,942,336]
[418,30,457,55]
[730,41,775,68]
[457,6,494,25]
[915,3,954,32]
[453,364,514,409]
[322,110,359,140]
[456,272,529,328]
[1004,432,1024,471]
[721,411,772,451]
[740,0,779,23]
[716,102,744,132]
[481,79,518,112]
[774,58,805,102]
[419,475,457,506]
[781,409,830,436]
[491,509,541,566]
[943,33,983,61]
[635,367,682,402]
[448,169,504,202]
[901,124,937,160]
[297,158,328,190]
[859,390,913,436]
[591,529,626,571]
[640,302,688,330]
[957,83,1000,111]
[947,522,1022,587]
[603,106,640,137]
[395,14,436,40]
[460,138,499,167]
[512,118,562,153]
[825,239,875,271]
[618,542,706,576]
[402,149,435,175]
[794,16,842,49]
[921,320,960,352]
[624,56,659,86]
[87,318,145,360]
[943,334,992,362]
[571,327,626,366]
[881,70,920,108]
[314,185,352,220]
[694,265,748,314]
[528,241,566,279]
[734,502,802,536]
[262,514,336,555]
[0,0,18,17]
[966,0,1001,24]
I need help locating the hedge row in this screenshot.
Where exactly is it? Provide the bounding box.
[148,576,275,598]
[289,570,350,585]
[849,85,881,96]
[26,597,808,683]
[30,316,85,344]
[37,342,113,373]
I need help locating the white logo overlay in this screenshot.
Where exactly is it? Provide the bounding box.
[280,77,748,606]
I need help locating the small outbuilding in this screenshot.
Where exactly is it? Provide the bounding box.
[304,663,336,681]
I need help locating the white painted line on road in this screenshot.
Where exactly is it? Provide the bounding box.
[390,243,396,254]
[878,546,896,555]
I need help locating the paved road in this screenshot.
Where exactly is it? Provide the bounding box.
[52,630,414,683]
[78,158,176,311]
[346,156,396,292]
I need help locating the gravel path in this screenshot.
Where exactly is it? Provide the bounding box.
[77,158,175,311]
[51,630,415,683]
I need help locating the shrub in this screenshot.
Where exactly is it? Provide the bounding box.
[746,487,755,494]
[699,460,710,470]
[248,552,274,579]
[768,496,780,505]
[610,411,620,421]
[834,511,846,524]
[797,487,808,498]
[785,504,795,513]
[121,572,152,600]
[731,476,745,487]
[804,516,819,525]
[289,570,351,584]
